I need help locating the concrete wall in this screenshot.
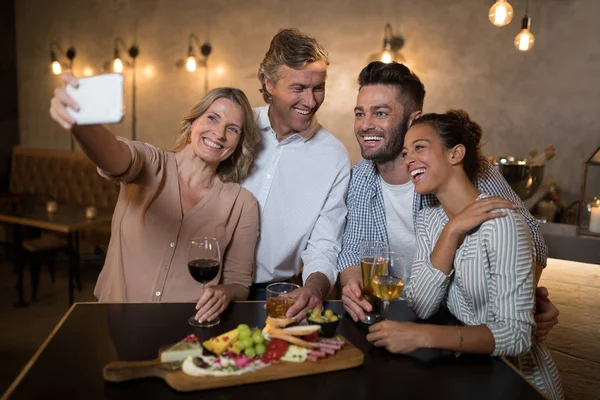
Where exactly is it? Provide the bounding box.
[14,0,600,202]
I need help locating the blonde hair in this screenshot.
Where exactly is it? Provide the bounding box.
[258,28,329,103]
[172,87,259,183]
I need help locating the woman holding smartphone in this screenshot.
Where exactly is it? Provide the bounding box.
[49,73,260,324]
[366,110,563,399]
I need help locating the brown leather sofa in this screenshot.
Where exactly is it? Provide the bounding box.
[5,146,119,257]
[10,146,119,209]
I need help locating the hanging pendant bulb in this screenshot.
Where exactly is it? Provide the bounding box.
[489,0,514,27]
[514,16,535,51]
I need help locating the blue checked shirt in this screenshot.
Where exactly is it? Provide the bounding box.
[337,159,548,272]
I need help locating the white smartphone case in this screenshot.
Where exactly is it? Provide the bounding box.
[66,73,124,125]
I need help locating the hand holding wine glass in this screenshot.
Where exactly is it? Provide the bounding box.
[188,237,223,328]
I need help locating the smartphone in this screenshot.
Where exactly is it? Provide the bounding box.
[66,73,124,125]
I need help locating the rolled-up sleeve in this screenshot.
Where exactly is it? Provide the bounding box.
[301,157,351,290]
[483,211,535,356]
[406,211,452,319]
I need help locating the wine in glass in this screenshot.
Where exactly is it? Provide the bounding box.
[359,240,389,324]
[188,237,221,328]
[371,251,406,320]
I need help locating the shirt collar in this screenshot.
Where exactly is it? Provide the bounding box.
[256,105,321,142]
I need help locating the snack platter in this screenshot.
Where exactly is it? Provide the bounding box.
[103,310,364,392]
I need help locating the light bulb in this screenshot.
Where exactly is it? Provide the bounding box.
[489,0,514,27]
[186,56,197,72]
[381,51,394,64]
[51,61,62,75]
[514,17,535,52]
[113,57,123,73]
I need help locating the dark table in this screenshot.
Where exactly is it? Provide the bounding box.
[3,301,546,400]
[0,196,113,305]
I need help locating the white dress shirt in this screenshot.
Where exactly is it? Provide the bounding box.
[242,106,351,288]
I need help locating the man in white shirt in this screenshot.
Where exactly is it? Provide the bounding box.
[242,29,351,320]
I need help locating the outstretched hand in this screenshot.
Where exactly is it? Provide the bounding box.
[49,72,80,130]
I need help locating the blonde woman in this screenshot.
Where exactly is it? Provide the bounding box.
[50,73,260,324]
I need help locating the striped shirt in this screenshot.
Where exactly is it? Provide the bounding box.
[242,106,351,288]
[407,194,563,399]
[337,159,547,273]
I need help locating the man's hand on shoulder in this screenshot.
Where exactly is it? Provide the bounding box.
[534,286,559,341]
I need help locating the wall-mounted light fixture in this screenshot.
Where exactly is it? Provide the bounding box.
[103,38,140,140]
[489,0,514,27]
[104,37,139,73]
[50,42,76,75]
[177,34,212,93]
[179,34,212,72]
[368,23,405,64]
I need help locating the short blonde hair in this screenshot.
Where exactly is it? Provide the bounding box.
[258,28,329,103]
[172,88,259,183]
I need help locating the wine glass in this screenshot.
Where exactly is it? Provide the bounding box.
[359,240,389,324]
[188,237,221,328]
[370,251,407,320]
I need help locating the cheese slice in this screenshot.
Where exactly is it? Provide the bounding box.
[280,345,310,363]
[160,335,204,363]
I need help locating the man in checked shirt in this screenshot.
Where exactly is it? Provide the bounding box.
[338,61,559,341]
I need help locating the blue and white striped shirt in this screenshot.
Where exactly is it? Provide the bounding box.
[242,106,351,288]
[407,195,563,399]
[337,159,548,273]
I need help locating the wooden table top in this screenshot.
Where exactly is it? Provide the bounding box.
[0,196,112,233]
[3,301,545,400]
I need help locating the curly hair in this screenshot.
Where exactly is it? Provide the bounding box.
[172,87,260,183]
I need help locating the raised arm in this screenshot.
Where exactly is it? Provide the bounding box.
[49,72,131,176]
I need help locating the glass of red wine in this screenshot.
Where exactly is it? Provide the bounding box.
[188,237,221,328]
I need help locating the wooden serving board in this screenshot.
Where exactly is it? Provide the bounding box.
[103,336,364,392]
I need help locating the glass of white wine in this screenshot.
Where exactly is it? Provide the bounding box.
[370,251,407,320]
[359,240,389,324]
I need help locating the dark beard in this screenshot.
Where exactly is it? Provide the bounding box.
[362,119,409,164]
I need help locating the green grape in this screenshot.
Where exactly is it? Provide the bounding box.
[237,324,250,332]
[255,343,266,356]
[236,340,247,351]
[244,347,256,358]
[239,329,252,340]
[241,337,254,349]
[252,331,264,344]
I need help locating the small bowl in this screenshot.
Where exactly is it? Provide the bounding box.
[307,310,340,338]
